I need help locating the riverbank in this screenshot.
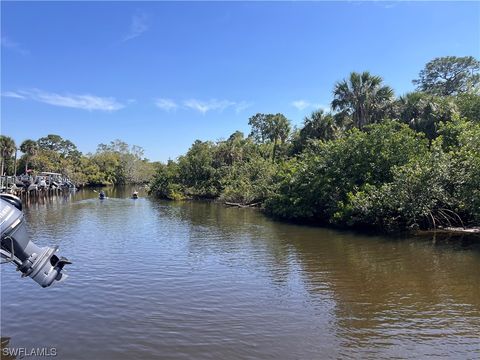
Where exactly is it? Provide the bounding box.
[149,119,480,234]
[147,61,480,234]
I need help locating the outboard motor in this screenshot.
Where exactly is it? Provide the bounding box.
[0,194,71,287]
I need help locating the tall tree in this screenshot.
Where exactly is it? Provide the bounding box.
[20,139,39,173]
[248,113,271,143]
[331,71,394,129]
[0,135,16,176]
[413,56,480,96]
[93,140,150,184]
[268,114,291,162]
[38,134,81,159]
[214,131,246,167]
[37,134,65,152]
[248,113,291,161]
[178,140,217,196]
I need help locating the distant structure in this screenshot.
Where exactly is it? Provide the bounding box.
[0,172,76,199]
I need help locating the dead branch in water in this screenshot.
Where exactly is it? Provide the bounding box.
[224,201,261,208]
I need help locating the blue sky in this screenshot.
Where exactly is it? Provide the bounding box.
[1,1,479,162]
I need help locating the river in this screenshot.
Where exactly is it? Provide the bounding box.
[1,187,479,359]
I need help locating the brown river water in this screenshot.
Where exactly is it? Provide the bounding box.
[1,186,479,359]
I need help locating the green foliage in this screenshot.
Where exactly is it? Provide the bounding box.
[149,85,479,232]
[0,135,16,175]
[150,140,221,200]
[177,140,218,198]
[19,139,38,173]
[38,134,81,159]
[148,133,282,204]
[394,92,458,140]
[248,113,291,161]
[3,134,155,187]
[332,71,394,129]
[89,140,153,185]
[263,159,317,219]
[149,161,185,200]
[292,110,338,153]
[18,134,85,178]
[455,93,480,121]
[265,121,429,221]
[413,56,480,96]
[332,119,480,230]
[220,156,278,204]
[335,148,454,230]
[439,117,480,221]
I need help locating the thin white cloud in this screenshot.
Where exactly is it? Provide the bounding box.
[2,89,124,111]
[234,101,253,114]
[383,3,397,9]
[314,104,332,113]
[154,98,251,114]
[292,100,311,111]
[1,36,29,55]
[155,98,178,111]
[2,91,27,99]
[123,12,149,42]
[183,99,235,114]
[292,100,332,113]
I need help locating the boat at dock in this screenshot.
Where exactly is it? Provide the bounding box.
[1,172,77,197]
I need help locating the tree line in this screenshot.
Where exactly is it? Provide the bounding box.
[0,134,157,186]
[149,56,480,232]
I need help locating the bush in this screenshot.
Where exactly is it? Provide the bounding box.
[149,161,186,200]
[439,117,480,222]
[455,93,480,122]
[265,121,429,222]
[333,118,480,230]
[335,147,454,230]
[219,157,279,204]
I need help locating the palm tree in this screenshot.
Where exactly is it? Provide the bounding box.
[396,92,457,141]
[303,110,337,141]
[20,139,39,174]
[396,92,427,123]
[268,114,291,162]
[293,110,338,153]
[0,135,16,176]
[331,71,394,129]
